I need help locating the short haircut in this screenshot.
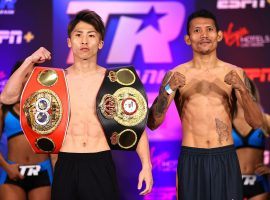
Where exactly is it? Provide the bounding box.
[68,10,105,40]
[186,9,219,35]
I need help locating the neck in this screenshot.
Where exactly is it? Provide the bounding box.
[192,51,219,69]
[71,60,99,74]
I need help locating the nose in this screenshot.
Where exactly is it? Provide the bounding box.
[81,36,88,44]
[200,30,208,38]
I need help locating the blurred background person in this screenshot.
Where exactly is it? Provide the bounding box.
[0,62,53,200]
[232,78,270,200]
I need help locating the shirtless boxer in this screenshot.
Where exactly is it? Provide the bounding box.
[147,9,263,200]
[0,10,153,200]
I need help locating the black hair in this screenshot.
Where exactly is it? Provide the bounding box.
[68,9,105,40]
[187,9,219,35]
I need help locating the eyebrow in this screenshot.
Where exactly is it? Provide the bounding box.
[193,25,214,28]
[73,30,97,34]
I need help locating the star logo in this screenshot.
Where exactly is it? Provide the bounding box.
[24,31,34,43]
[123,7,166,33]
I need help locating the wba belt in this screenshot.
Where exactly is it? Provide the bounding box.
[96,66,148,150]
[20,67,69,154]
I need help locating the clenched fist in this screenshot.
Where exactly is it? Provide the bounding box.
[224,70,246,92]
[26,47,51,64]
[167,71,186,91]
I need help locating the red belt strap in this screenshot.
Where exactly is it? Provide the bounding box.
[20,67,69,154]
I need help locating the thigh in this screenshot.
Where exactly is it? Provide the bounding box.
[78,158,119,200]
[0,184,27,200]
[177,153,210,200]
[28,186,51,200]
[51,161,77,200]
[250,193,269,200]
[211,153,242,200]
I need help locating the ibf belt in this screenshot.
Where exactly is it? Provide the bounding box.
[96,66,148,150]
[20,67,69,154]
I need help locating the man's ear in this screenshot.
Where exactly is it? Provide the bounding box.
[67,38,71,48]
[217,30,223,42]
[98,40,104,49]
[184,35,191,45]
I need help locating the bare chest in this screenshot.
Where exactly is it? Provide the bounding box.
[180,70,232,100]
[67,77,103,112]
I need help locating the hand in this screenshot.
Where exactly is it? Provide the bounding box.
[6,163,24,181]
[168,72,186,91]
[224,70,246,92]
[255,163,270,176]
[26,47,51,64]
[137,167,153,195]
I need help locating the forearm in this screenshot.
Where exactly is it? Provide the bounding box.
[262,114,270,134]
[136,131,152,169]
[147,88,171,130]
[0,58,34,104]
[240,90,263,128]
[0,153,9,170]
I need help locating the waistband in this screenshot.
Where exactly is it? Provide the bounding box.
[7,158,53,184]
[8,158,52,171]
[7,131,24,140]
[181,145,236,155]
[58,150,112,160]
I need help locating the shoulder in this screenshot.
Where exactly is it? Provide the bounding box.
[219,60,244,75]
[98,66,106,74]
[171,61,192,74]
[64,66,72,76]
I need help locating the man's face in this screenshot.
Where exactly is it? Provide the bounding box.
[185,17,222,55]
[67,21,104,61]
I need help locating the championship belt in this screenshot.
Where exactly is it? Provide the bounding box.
[96,66,148,150]
[20,67,69,154]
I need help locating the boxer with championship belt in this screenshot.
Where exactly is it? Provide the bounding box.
[96,66,148,150]
[1,10,153,199]
[20,67,69,154]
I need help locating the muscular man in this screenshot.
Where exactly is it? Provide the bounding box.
[147,9,263,200]
[0,10,152,200]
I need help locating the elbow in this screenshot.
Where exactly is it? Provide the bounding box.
[147,124,157,131]
[248,115,264,129]
[0,94,19,105]
[251,121,263,129]
[147,120,161,130]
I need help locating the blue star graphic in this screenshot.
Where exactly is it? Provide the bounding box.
[123,7,166,33]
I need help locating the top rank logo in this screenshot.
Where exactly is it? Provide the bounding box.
[217,0,267,9]
[0,0,17,15]
[66,1,185,64]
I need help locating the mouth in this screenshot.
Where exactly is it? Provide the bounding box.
[80,47,89,51]
[200,41,211,44]
[199,40,211,45]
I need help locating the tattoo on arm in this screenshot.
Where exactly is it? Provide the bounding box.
[154,72,172,114]
[215,118,229,145]
[148,72,173,127]
[162,71,173,86]
[243,71,256,102]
